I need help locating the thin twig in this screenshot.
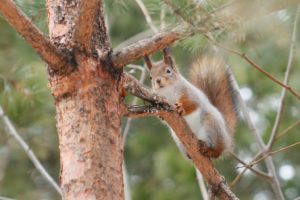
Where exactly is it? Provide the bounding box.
[230,153,271,180]
[134,0,158,33]
[267,6,300,148]
[196,169,209,200]
[123,66,147,142]
[230,152,262,187]
[0,105,62,195]
[230,7,300,193]
[123,162,131,200]
[225,47,300,101]
[275,120,300,141]
[123,65,147,200]
[242,141,300,168]
[231,75,285,200]
[127,64,145,73]
[231,118,300,187]
[0,0,67,70]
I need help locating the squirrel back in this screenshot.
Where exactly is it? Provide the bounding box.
[189,57,238,134]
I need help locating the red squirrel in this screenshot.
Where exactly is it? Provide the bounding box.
[145,51,238,158]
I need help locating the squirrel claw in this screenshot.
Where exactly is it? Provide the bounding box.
[175,102,185,116]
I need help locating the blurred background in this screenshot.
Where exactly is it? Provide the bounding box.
[0,0,300,199]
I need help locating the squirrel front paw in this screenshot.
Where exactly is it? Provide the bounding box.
[175,102,186,116]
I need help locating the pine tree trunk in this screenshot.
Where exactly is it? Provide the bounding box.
[46,1,124,199]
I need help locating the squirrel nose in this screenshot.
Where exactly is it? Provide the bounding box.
[156,78,161,84]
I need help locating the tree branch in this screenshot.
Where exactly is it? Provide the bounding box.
[123,74,239,200]
[226,48,300,101]
[112,30,184,68]
[73,0,100,52]
[267,6,300,148]
[0,105,62,195]
[230,153,271,180]
[241,141,300,168]
[230,75,285,200]
[230,152,262,187]
[0,0,67,70]
[275,120,300,141]
[232,118,300,187]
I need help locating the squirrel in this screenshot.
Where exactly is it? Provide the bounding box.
[145,50,238,158]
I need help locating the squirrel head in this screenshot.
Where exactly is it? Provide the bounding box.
[144,49,179,90]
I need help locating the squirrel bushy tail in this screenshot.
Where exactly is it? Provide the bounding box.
[189,57,238,134]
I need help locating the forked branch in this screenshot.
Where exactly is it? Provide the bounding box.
[0,0,67,70]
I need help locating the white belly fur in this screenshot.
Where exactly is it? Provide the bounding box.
[184,108,208,142]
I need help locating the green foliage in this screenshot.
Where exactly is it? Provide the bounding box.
[1,1,300,200]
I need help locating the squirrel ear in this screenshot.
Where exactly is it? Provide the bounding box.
[163,47,175,70]
[144,55,153,71]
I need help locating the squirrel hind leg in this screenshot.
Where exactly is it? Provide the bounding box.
[197,140,224,158]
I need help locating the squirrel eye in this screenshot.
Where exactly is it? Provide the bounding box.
[166,69,172,74]
[150,76,152,80]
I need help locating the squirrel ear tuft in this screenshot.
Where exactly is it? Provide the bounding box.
[144,56,153,71]
[163,47,175,70]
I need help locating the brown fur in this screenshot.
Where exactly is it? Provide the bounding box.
[178,94,199,116]
[190,57,238,135]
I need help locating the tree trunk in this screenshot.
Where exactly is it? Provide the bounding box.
[49,56,124,199]
[0,0,247,199]
[46,1,124,199]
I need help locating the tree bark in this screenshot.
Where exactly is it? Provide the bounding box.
[50,55,124,199]
[46,1,124,199]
